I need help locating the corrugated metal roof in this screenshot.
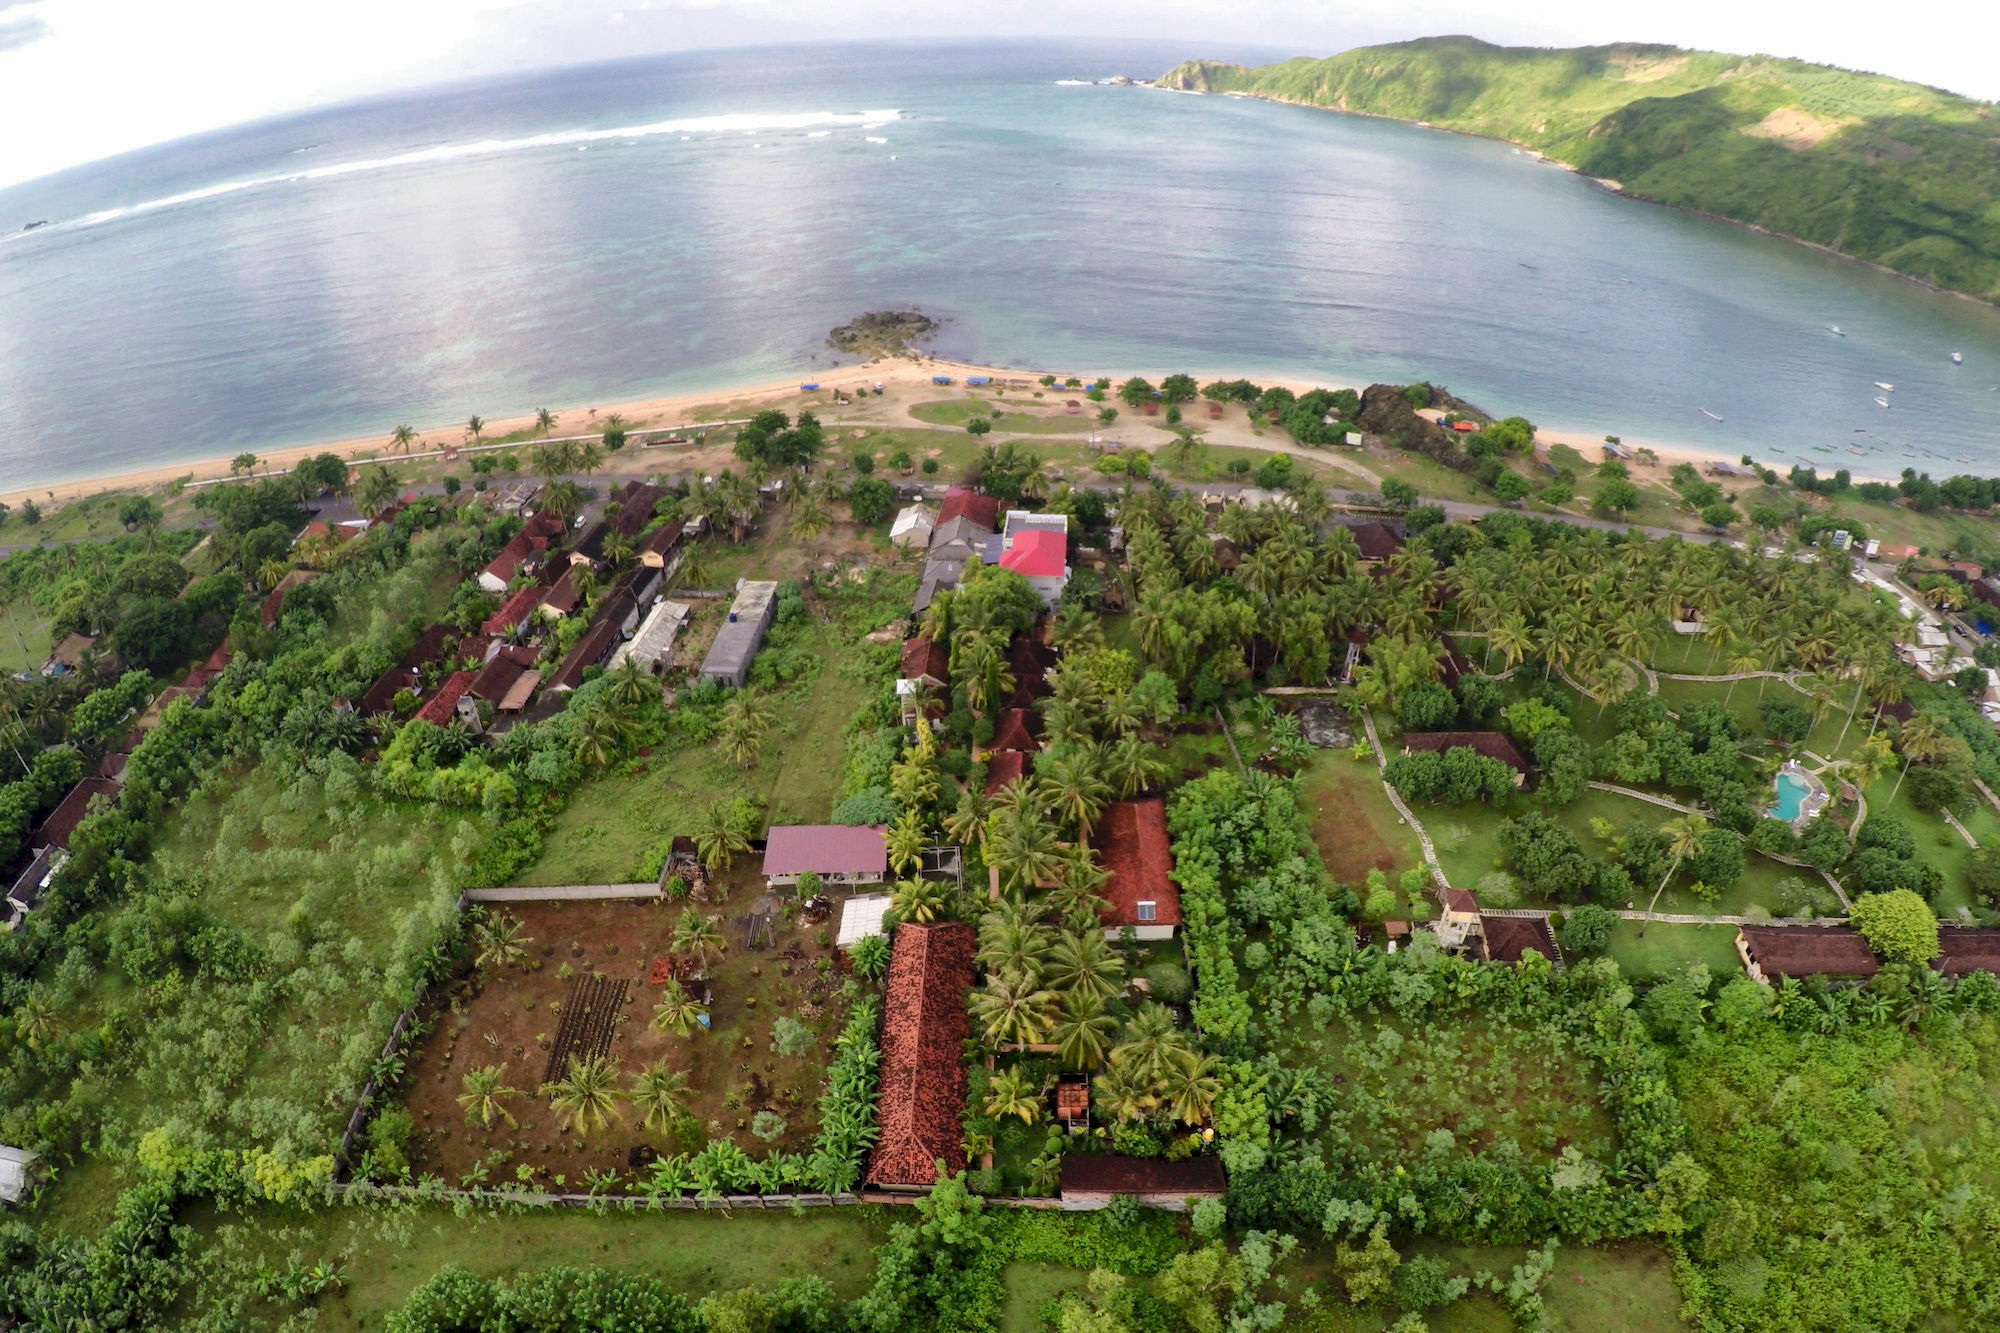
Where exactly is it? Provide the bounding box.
[761,824,888,877]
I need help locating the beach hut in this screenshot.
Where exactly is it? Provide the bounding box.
[800,382,819,391]
[1207,402,1223,419]
[966,375,991,386]
[932,375,954,385]
[1065,400,1082,414]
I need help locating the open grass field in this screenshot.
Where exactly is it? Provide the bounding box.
[1300,749,1425,889]
[1605,920,1745,984]
[909,396,1093,435]
[173,1201,892,1331]
[0,593,52,672]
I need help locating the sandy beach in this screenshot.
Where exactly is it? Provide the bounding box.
[0,355,1871,513]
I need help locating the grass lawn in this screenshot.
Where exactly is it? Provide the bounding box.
[171,1202,891,1330]
[1605,920,1745,984]
[1000,1261,1089,1333]
[909,396,1091,435]
[0,593,52,671]
[1299,750,1425,888]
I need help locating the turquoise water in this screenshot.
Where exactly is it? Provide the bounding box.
[2,39,1999,491]
[1772,771,1812,822]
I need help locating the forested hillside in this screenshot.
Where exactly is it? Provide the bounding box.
[1160,37,2000,302]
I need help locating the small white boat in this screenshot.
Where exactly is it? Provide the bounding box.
[1849,446,1867,455]
[1700,408,1723,421]
[1874,382,1894,392]
[1874,396,1891,408]
[1826,324,1845,336]
[1952,351,1964,364]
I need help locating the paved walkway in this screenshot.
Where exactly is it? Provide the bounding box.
[1469,904,1843,927]
[1944,808,1978,848]
[1360,709,1451,891]
[1586,781,1707,816]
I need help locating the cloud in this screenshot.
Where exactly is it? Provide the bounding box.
[0,14,47,52]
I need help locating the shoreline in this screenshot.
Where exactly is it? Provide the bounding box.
[0,356,1900,512]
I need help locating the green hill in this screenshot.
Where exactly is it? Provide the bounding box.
[1160,37,2000,302]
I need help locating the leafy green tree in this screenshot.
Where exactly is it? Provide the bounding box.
[1848,888,1939,963]
[1493,471,1532,503]
[1593,478,1640,516]
[1118,377,1156,408]
[1559,903,1617,956]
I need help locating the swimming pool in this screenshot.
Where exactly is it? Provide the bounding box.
[1771,771,1813,822]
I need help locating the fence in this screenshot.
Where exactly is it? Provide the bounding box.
[464,883,661,903]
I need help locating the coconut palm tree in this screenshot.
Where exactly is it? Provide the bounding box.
[472,911,532,973]
[543,1055,624,1136]
[718,690,772,767]
[1159,1049,1222,1126]
[971,970,1059,1047]
[1045,927,1125,1004]
[1490,613,1535,674]
[1638,813,1711,929]
[693,800,753,871]
[1110,1003,1186,1085]
[1103,732,1169,799]
[535,408,556,435]
[466,415,485,444]
[889,876,947,924]
[651,979,709,1037]
[601,533,636,570]
[1888,711,1951,808]
[390,424,417,454]
[1051,994,1119,1071]
[944,787,991,851]
[889,756,940,814]
[540,480,585,522]
[987,802,1065,892]
[884,810,929,877]
[458,1065,521,1129]
[671,908,723,964]
[12,988,57,1050]
[570,707,628,773]
[605,658,654,712]
[629,1062,692,1130]
[983,1066,1041,1124]
[1093,1062,1155,1123]
[1037,747,1112,839]
[977,906,1051,978]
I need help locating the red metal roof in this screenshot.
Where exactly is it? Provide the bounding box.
[413,671,476,727]
[1090,798,1180,929]
[868,922,976,1188]
[1000,528,1066,579]
[937,486,999,530]
[760,825,889,878]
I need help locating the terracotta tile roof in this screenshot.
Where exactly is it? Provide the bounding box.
[31,778,120,852]
[1441,888,1480,915]
[1481,915,1562,968]
[469,645,538,702]
[1058,1155,1225,1196]
[611,481,668,536]
[989,709,1041,754]
[482,529,546,586]
[638,520,685,564]
[1000,528,1067,578]
[1345,520,1403,562]
[358,624,459,716]
[937,486,999,531]
[413,671,476,727]
[1933,929,2000,977]
[540,568,581,616]
[1739,926,1879,980]
[548,619,620,691]
[900,635,949,686]
[1056,1079,1090,1121]
[761,825,889,878]
[1009,634,1058,678]
[1400,731,1529,774]
[482,585,543,636]
[985,749,1031,795]
[868,922,976,1188]
[1090,798,1180,930]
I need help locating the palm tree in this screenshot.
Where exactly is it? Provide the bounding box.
[651,979,709,1037]
[1724,651,1762,704]
[472,911,532,972]
[1044,928,1125,1004]
[718,690,772,767]
[1110,1002,1186,1085]
[12,988,57,1050]
[543,1055,624,1136]
[605,658,654,712]
[987,802,1065,892]
[693,801,754,870]
[540,479,585,522]
[944,788,991,850]
[971,970,1059,1047]
[983,1066,1041,1124]
[889,876,947,924]
[1104,732,1169,798]
[535,407,556,435]
[1888,712,1951,808]
[1051,994,1119,1071]
[884,810,928,875]
[1037,747,1112,839]
[1092,1062,1155,1123]
[458,1065,521,1129]
[602,533,636,570]
[390,424,417,454]
[1490,613,1535,673]
[671,908,723,964]
[630,1062,692,1130]
[466,415,485,444]
[1159,1049,1222,1126]
[1639,813,1711,928]
[888,756,940,814]
[977,905,1051,977]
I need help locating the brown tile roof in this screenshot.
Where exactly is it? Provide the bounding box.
[900,635,949,686]
[258,570,321,628]
[638,520,685,566]
[937,486,999,531]
[1058,1155,1226,1197]
[1441,888,1479,915]
[985,749,1031,795]
[868,922,976,1188]
[990,709,1042,754]
[1739,926,1879,980]
[761,825,889,878]
[1934,929,2000,977]
[1346,520,1402,562]
[611,481,668,537]
[540,567,581,616]
[31,778,120,852]
[1055,1079,1090,1121]
[413,670,476,727]
[1090,798,1180,930]
[1009,634,1058,679]
[548,619,620,691]
[482,585,543,637]
[1481,915,1562,968]
[1401,731,1529,774]
[358,624,459,716]
[469,644,538,702]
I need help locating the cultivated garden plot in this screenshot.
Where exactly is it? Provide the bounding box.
[397,892,854,1188]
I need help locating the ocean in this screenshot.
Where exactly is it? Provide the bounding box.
[1,38,1998,493]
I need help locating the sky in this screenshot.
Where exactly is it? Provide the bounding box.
[2,0,1996,190]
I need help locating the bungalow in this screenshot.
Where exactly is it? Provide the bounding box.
[890,504,937,549]
[636,520,686,569]
[482,585,544,638]
[761,824,889,888]
[1006,634,1057,708]
[412,670,478,729]
[866,921,977,1191]
[31,778,120,854]
[1089,798,1180,941]
[547,619,622,693]
[1342,520,1402,564]
[1480,915,1563,968]
[1057,1155,1226,1211]
[39,632,97,678]
[182,641,234,694]
[898,634,950,725]
[1737,925,1879,984]
[989,708,1042,755]
[1399,732,1530,787]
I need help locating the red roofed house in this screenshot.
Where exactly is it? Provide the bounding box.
[1089,798,1180,941]
[1059,1155,1226,1209]
[482,585,544,638]
[899,636,949,690]
[761,824,889,888]
[936,485,1000,531]
[477,513,566,593]
[985,749,1032,796]
[989,708,1041,755]
[413,670,477,728]
[259,569,321,628]
[996,511,1070,607]
[867,921,977,1191]
[30,778,120,853]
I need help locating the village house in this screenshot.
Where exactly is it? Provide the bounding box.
[476,513,566,593]
[1339,519,1403,564]
[259,570,321,629]
[39,632,97,678]
[1057,1155,1226,1211]
[481,584,545,638]
[1736,925,1879,984]
[699,579,780,689]
[890,503,936,549]
[0,1146,39,1206]
[468,644,542,716]
[914,487,1000,612]
[992,510,1070,607]
[30,778,120,854]
[866,921,976,1192]
[607,480,667,536]
[610,599,692,676]
[760,824,889,888]
[1089,798,1180,941]
[1933,929,2000,978]
[3,847,64,932]
[897,634,949,725]
[358,624,462,717]
[1399,732,1531,787]
[1435,887,1482,949]
[412,670,479,731]
[984,749,1032,795]
[547,619,622,693]
[1479,915,1563,968]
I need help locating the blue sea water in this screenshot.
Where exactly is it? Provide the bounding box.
[2,38,1999,493]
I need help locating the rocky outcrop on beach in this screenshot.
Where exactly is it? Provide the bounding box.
[1357,383,1480,475]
